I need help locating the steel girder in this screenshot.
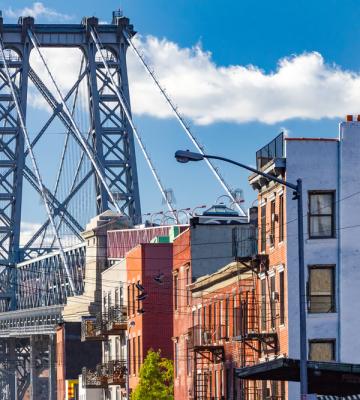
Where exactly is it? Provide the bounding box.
[86,35,141,221]
[0,15,142,313]
[16,243,85,310]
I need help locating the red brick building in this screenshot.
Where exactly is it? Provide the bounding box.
[172,213,270,400]
[126,242,174,393]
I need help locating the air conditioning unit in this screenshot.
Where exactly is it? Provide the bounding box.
[271,291,279,302]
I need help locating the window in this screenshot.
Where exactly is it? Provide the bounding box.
[103,295,107,314]
[186,268,190,306]
[132,283,135,315]
[219,301,223,339]
[128,338,131,374]
[107,292,112,309]
[119,285,124,307]
[308,266,335,313]
[271,381,278,399]
[115,288,119,307]
[127,285,130,315]
[174,273,179,311]
[175,341,179,377]
[132,337,136,375]
[186,340,191,375]
[279,194,284,242]
[280,381,286,400]
[261,279,267,331]
[202,306,207,330]
[232,296,237,336]
[308,191,335,238]
[270,199,276,247]
[138,335,141,371]
[279,271,285,325]
[226,368,231,400]
[214,370,218,399]
[261,204,266,252]
[225,297,229,339]
[270,275,276,329]
[309,339,335,361]
[115,337,120,360]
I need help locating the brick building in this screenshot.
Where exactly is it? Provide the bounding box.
[241,122,360,398]
[172,209,260,400]
[126,242,174,394]
[80,221,182,399]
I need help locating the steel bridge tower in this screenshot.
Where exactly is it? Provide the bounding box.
[0,12,142,399]
[0,12,141,309]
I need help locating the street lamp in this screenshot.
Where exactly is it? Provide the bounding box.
[175,149,308,397]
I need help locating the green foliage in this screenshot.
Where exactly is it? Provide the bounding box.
[131,349,174,400]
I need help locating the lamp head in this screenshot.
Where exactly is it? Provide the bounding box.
[175,150,204,163]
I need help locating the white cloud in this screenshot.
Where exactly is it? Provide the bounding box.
[26,34,360,125]
[4,2,73,21]
[127,36,360,125]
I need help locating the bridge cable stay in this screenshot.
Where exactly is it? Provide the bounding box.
[123,31,246,217]
[27,29,123,216]
[90,28,178,222]
[0,37,77,294]
[41,56,86,248]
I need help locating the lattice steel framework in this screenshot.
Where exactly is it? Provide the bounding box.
[0,14,142,312]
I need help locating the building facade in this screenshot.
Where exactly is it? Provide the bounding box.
[173,211,262,400]
[247,118,360,398]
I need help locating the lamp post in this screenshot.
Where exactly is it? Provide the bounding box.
[175,150,308,398]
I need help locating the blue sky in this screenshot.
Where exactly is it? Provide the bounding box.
[1,0,359,231]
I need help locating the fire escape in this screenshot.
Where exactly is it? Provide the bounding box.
[81,305,127,390]
[234,255,279,400]
[188,324,226,400]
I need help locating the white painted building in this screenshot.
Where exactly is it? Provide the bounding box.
[101,259,128,400]
[249,118,360,399]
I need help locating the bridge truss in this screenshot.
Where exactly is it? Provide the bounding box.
[0,9,247,399]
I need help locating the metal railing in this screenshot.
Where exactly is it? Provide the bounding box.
[82,359,127,388]
[256,132,284,170]
[107,305,127,329]
[107,359,127,386]
[188,325,227,348]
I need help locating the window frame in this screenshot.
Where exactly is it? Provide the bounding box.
[174,272,179,311]
[279,270,285,325]
[309,339,336,362]
[308,265,336,314]
[261,278,267,331]
[279,194,284,243]
[308,190,336,239]
[261,204,266,252]
[270,199,276,247]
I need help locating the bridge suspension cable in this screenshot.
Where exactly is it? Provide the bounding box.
[27,29,123,216]
[124,31,246,217]
[0,37,76,294]
[90,27,178,221]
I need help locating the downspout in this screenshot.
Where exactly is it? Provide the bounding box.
[337,127,342,362]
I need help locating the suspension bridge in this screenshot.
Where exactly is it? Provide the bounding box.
[0,10,245,399]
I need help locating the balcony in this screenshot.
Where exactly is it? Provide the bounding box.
[82,364,108,389]
[81,317,105,342]
[188,325,227,349]
[82,360,127,389]
[106,306,127,334]
[107,360,127,386]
